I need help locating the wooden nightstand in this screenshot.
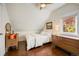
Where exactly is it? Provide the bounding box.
[5,33,19,50]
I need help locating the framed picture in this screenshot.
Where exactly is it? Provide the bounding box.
[46,22,52,29]
[63,16,76,33]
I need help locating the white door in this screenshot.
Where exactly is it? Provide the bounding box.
[0,4,5,56]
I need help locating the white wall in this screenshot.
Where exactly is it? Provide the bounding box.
[49,4,79,36]
[0,4,10,56]
[6,3,65,41]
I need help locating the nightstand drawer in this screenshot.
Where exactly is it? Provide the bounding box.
[7,40,17,46]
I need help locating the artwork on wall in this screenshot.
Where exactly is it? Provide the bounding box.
[63,16,76,33]
[46,22,52,29]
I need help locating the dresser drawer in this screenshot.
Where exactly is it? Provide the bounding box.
[59,43,79,55]
[52,35,79,55]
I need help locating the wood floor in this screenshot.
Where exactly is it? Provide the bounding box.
[5,41,69,56]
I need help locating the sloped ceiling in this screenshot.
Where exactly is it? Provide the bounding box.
[6,3,65,33]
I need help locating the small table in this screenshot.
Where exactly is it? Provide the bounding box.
[5,33,19,50]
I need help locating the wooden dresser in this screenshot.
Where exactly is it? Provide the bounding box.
[52,35,79,55]
[5,33,19,50]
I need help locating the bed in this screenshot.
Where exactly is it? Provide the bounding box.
[25,30,52,50]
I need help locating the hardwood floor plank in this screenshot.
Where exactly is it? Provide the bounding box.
[5,41,68,56]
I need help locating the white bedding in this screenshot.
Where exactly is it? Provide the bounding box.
[26,33,36,50]
[25,31,52,50]
[34,34,49,47]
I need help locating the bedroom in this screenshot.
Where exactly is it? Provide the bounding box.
[0,3,79,56]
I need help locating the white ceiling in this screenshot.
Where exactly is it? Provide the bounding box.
[6,3,65,33]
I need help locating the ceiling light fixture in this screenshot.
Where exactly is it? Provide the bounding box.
[35,3,51,10]
[40,3,47,9]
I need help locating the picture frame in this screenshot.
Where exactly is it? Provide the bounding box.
[62,15,77,35]
[46,22,52,29]
[63,16,75,32]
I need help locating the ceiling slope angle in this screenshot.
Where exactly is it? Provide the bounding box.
[6,3,65,33]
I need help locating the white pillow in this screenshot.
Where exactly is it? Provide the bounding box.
[41,30,52,36]
[40,30,52,41]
